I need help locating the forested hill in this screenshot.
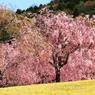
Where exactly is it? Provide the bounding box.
[16,0,95,18]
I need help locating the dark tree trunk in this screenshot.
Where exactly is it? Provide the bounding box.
[0,71,3,81]
[56,68,60,82]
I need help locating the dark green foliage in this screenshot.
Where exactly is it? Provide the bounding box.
[49,5,55,11]
[59,0,65,3]
[16,0,95,18]
[54,0,59,3]
[26,6,34,12]
[72,0,80,4]
[92,9,95,15]
[73,7,81,17]
[22,10,25,13]
[50,1,55,4]
[26,6,39,13]
[0,31,12,42]
[57,2,67,10]
[39,4,43,9]
[16,9,23,14]
[64,0,70,3]
[67,2,76,10]
[83,0,89,2]
[8,41,12,45]
[34,6,39,13]
[76,3,84,12]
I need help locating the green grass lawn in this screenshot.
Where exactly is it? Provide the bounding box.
[0,80,95,95]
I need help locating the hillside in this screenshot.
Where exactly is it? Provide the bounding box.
[0,80,95,95]
[16,0,95,18]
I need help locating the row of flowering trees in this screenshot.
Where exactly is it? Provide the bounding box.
[0,7,95,87]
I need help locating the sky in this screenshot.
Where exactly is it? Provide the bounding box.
[0,0,51,11]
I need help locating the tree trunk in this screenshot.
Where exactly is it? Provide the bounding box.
[56,68,60,82]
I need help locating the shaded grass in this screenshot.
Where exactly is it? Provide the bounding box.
[0,80,95,95]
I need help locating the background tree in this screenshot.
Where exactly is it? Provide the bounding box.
[54,0,59,3]
[16,9,23,14]
[73,7,81,17]
[39,4,43,9]
[33,6,39,13]
[57,2,67,11]
[26,6,34,13]
[72,0,80,4]
[67,2,76,10]
[49,5,55,11]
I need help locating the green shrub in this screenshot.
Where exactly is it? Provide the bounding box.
[57,2,67,11]
[73,7,81,17]
[49,5,55,11]
[16,9,23,14]
[67,2,76,10]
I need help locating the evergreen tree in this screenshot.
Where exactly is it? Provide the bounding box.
[57,2,67,10]
[16,9,23,14]
[26,7,34,13]
[49,5,55,11]
[73,7,81,17]
[67,2,76,10]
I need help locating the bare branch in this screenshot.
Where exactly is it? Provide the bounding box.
[49,61,55,67]
[59,44,80,68]
[70,43,80,54]
[59,53,69,68]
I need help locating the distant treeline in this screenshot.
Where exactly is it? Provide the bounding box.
[16,0,95,17]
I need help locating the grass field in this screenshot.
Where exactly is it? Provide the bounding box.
[0,80,95,95]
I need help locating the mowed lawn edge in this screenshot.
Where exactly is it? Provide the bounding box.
[0,79,95,95]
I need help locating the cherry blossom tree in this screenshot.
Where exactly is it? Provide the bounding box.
[0,25,52,87]
[35,10,95,82]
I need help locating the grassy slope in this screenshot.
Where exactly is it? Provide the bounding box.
[0,80,95,95]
